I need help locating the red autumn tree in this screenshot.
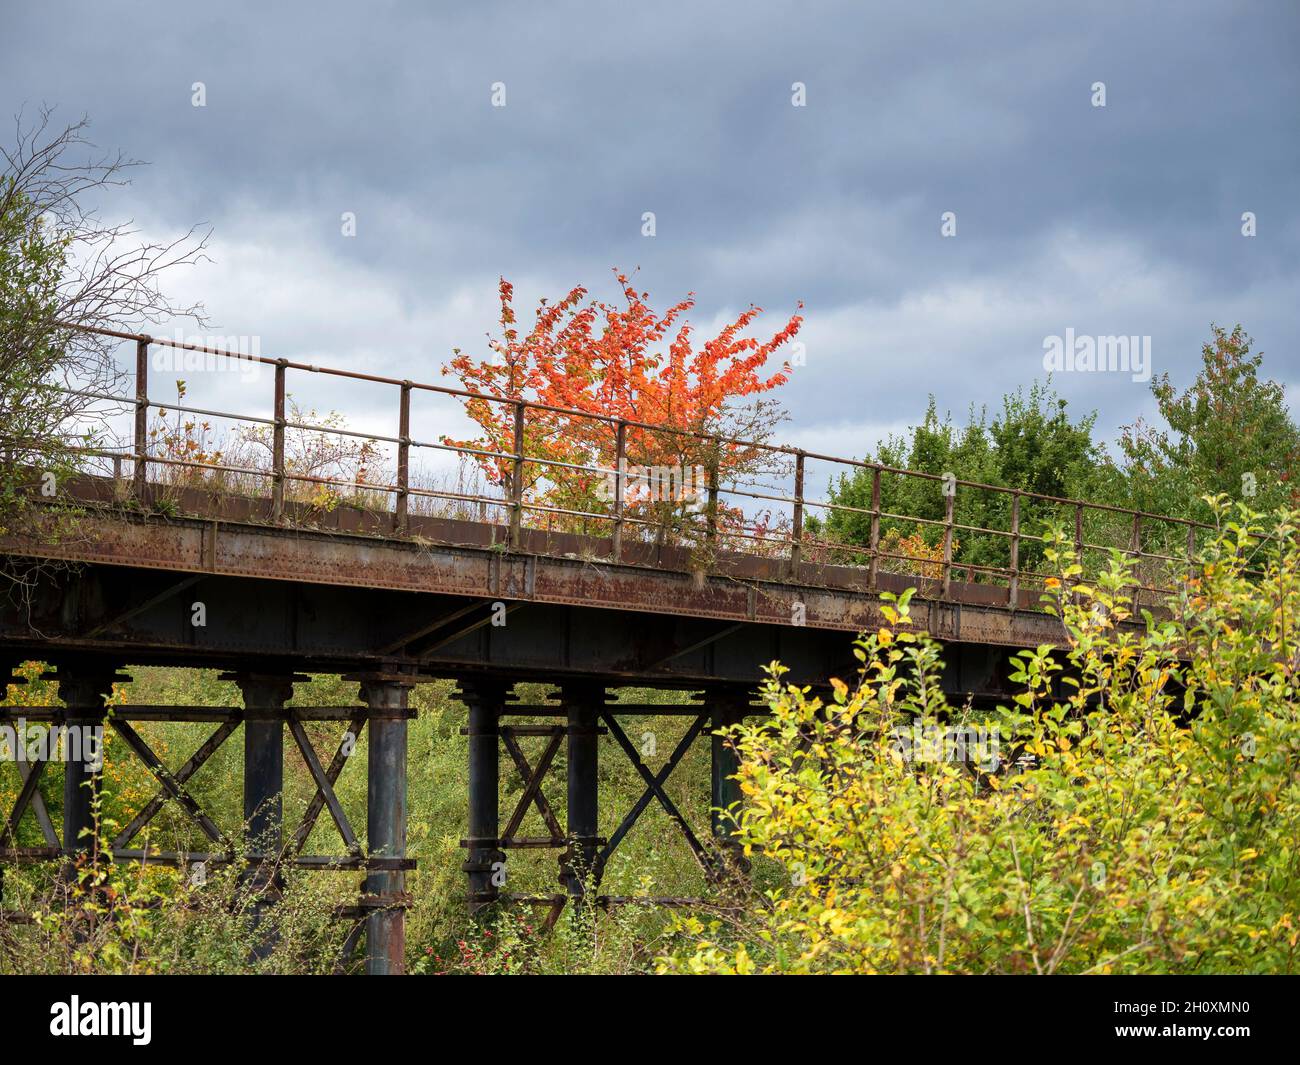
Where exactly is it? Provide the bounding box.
[442,271,802,544]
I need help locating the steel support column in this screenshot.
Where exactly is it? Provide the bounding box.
[227,672,300,958]
[458,678,505,914]
[358,675,412,975]
[53,665,121,872]
[561,683,602,903]
[709,690,750,867]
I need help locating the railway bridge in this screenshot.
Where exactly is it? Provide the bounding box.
[0,326,1204,972]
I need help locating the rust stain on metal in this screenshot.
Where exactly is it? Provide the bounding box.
[0,503,1076,649]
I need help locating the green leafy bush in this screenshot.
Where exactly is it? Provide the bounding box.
[664,501,1300,974]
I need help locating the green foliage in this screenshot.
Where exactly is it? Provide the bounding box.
[1,778,341,974]
[1119,324,1300,521]
[2,112,209,539]
[812,326,1297,589]
[815,382,1115,577]
[0,185,80,535]
[663,502,1300,974]
[0,674,707,974]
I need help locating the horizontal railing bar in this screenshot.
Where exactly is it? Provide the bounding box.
[284,418,390,443]
[520,500,616,522]
[410,438,516,464]
[163,401,277,427]
[128,453,271,479]
[403,484,506,509]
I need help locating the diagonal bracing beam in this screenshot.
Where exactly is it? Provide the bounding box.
[110,720,227,845]
[113,720,239,849]
[15,757,58,847]
[413,602,525,657]
[599,713,718,883]
[376,600,489,656]
[288,717,361,856]
[1,757,50,848]
[641,623,745,672]
[290,714,367,855]
[83,575,205,638]
[498,726,565,845]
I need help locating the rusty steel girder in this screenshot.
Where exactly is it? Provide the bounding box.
[0,506,1071,651]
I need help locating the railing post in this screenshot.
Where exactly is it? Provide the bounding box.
[611,419,626,562]
[509,401,525,549]
[868,467,882,591]
[1009,491,1021,608]
[271,360,287,523]
[941,484,955,598]
[393,382,412,535]
[132,336,150,499]
[790,450,805,577]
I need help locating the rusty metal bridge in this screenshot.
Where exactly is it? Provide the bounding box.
[0,324,1207,972]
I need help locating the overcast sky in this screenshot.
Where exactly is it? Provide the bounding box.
[4,0,1297,469]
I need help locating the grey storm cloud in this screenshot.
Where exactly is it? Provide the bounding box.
[3,0,1297,462]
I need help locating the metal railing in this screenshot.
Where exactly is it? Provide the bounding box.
[28,322,1220,609]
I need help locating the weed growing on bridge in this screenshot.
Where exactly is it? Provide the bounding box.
[142,381,384,516]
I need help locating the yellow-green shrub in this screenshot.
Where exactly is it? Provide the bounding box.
[663,501,1300,974]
